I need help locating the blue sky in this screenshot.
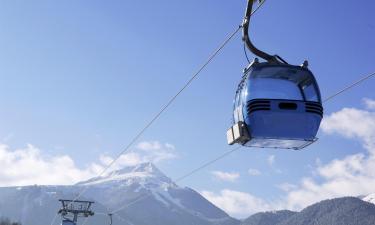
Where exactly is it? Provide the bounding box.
[0,0,375,218]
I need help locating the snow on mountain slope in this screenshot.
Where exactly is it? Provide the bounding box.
[362,193,375,204]
[0,185,110,225]
[77,162,175,188]
[0,162,239,225]
[77,162,238,225]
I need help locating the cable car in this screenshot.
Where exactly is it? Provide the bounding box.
[226,0,323,150]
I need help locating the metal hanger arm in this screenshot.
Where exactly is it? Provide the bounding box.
[242,0,277,62]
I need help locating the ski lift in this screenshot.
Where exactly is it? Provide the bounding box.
[58,199,95,225]
[226,0,323,150]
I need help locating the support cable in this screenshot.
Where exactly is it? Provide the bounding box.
[69,0,269,205]
[108,69,375,215]
[50,213,58,225]
[69,26,242,204]
[323,71,375,103]
[53,4,375,225]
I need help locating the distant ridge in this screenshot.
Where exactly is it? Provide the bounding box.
[0,163,374,225]
[242,210,296,225]
[242,197,375,225]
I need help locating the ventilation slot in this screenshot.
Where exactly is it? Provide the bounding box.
[247,100,271,114]
[305,102,323,116]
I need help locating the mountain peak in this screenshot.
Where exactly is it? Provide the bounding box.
[115,162,161,175]
[77,162,172,187]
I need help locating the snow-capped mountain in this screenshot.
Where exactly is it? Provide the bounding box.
[362,193,375,205]
[77,162,238,225]
[77,162,175,189]
[1,165,374,225]
[0,162,239,225]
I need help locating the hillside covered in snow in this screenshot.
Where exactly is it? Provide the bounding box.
[0,162,239,225]
[0,163,374,225]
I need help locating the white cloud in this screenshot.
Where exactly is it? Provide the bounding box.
[248,168,261,176]
[363,98,375,110]
[321,107,375,150]
[267,155,275,166]
[165,143,175,150]
[200,100,375,217]
[205,101,375,216]
[201,189,272,218]
[211,171,240,182]
[136,141,162,151]
[99,152,143,168]
[283,153,375,210]
[0,144,99,186]
[266,155,283,174]
[281,102,375,210]
[277,183,297,192]
[135,141,177,163]
[0,140,177,186]
[101,141,178,169]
